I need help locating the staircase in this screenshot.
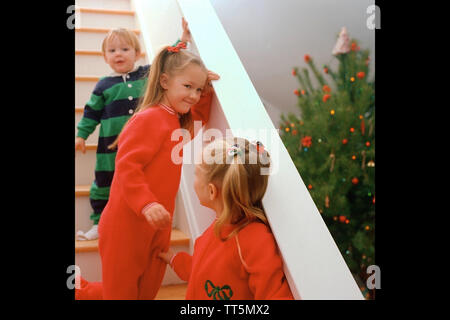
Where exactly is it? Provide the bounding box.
[74,0,188,299]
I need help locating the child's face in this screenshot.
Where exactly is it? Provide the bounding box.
[103,36,139,74]
[194,164,214,209]
[160,64,207,114]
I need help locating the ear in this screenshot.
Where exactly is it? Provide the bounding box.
[160,73,169,90]
[134,49,141,61]
[208,183,218,201]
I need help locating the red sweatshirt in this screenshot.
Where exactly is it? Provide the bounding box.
[171,221,294,300]
[97,92,212,300]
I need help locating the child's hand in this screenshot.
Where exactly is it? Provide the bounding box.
[180,17,191,43]
[143,203,171,229]
[158,248,175,264]
[75,137,86,154]
[207,70,220,81]
[203,70,220,95]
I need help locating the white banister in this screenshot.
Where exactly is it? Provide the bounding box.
[133,0,363,300]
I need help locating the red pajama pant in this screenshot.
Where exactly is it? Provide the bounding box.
[97,205,172,300]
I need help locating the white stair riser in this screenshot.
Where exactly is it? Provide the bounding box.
[75,111,100,145]
[76,0,131,11]
[75,195,94,234]
[76,31,107,51]
[77,12,136,30]
[76,31,146,52]
[75,54,147,77]
[75,148,96,186]
[75,244,189,285]
[76,81,97,107]
[76,251,102,282]
[76,192,184,234]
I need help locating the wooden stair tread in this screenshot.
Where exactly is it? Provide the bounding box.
[155,283,187,300]
[76,50,145,57]
[75,144,97,151]
[75,185,90,196]
[75,27,140,35]
[76,228,190,253]
[76,76,99,82]
[76,7,135,16]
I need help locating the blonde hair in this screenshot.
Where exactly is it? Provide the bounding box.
[109,45,208,150]
[102,28,141,55]
[201,138,271,240]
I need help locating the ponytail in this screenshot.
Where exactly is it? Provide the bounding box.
[201,138,271,241]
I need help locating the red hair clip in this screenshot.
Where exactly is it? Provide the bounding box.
[251,140,265,154]
[167,40,187,53]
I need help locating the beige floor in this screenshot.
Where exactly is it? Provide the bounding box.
[155,283,187,300]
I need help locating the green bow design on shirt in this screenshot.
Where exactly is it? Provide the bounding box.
[204,280,233,300]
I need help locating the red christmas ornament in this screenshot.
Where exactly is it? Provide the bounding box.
[323,94,331,103]
[350,127,355,133]
[304,54,311,63]
[322,85,331,93]
[366,141,371,147]
[308,184,313,190]
[339,215,347,223]
[294,89,300,96]
[292,68,297,76]
[352,177,359,185]
[351,42,360,51]
[292,129,298,136]
[342,138,348,145]
[323,67,329,74]
[357,71,365,79]
[301,136,313,147]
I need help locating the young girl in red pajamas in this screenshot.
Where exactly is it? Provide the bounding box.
[76,36,219,299]
[159,138,294,300]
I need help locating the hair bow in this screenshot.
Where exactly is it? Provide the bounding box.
[227,144,242,157]
[250,140,265,154]
[167,40,187,53]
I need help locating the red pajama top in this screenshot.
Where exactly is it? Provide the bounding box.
[171,221,294,300]
[105,92,212,219]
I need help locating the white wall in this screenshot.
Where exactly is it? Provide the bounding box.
[210,0,375,126]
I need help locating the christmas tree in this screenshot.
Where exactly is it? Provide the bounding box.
[280,27,375,299]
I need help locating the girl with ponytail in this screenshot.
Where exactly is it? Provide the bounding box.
[95,19,220,299]
[159,138,294,300]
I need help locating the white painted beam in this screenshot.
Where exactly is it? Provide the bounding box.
[133,0,363,300]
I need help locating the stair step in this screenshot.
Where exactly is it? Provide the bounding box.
[75,27,140,35]
[75,185,91,196]
[75,0,131,11]
[76,7,135,16]
[76,228,190,253]
[76,76,99,82]
[75,50,146,57]
[155,283,187,300]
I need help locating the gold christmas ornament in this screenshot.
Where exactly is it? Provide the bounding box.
[329,153,336,172]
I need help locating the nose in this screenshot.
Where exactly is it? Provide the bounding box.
[189,90,200,101]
